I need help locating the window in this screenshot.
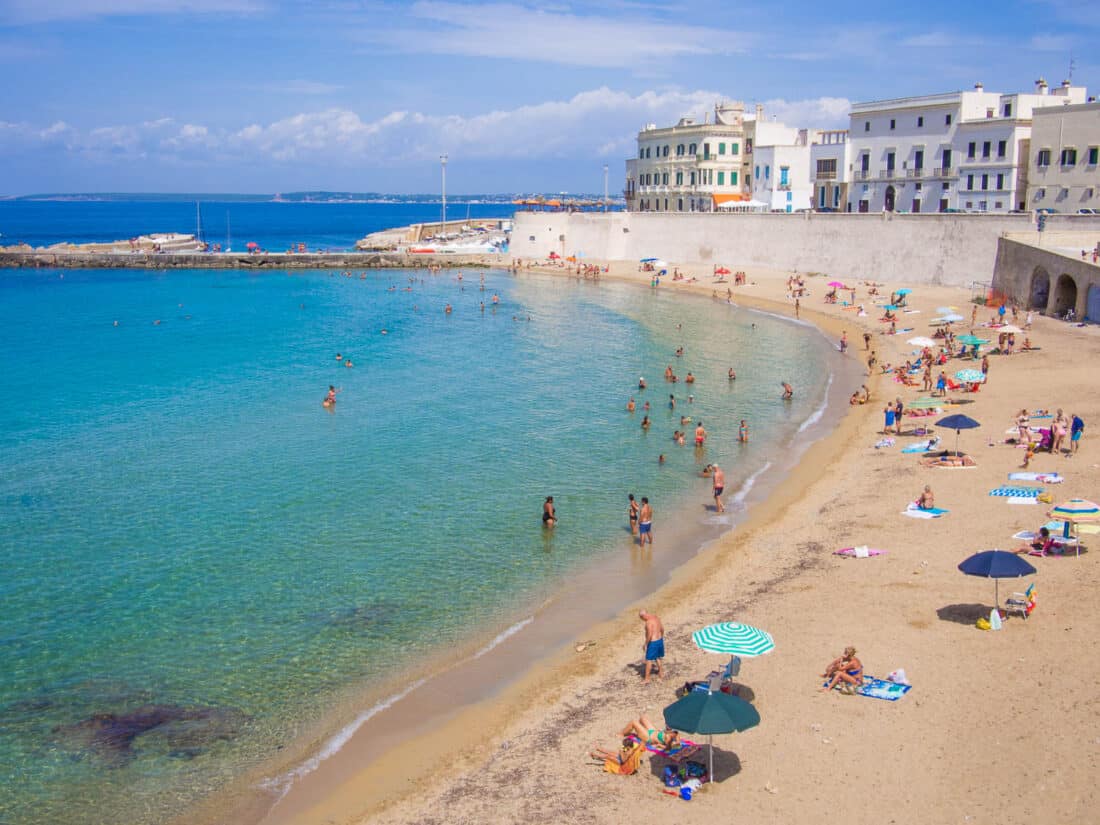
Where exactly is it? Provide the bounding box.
[917,116,924,127]
[646,147,651,158]
[986,108,994,118]
[745,138,752,153]
[995,201,1003,209]
[816,158,837,178]
[754,165,759,180]
[945,113,952,125]
[703,143,710,159]
[1037,149,1051,167]
[676,172,683,185]
[730,172,738,185]
[1061,148,1077,166]
[864,121,870,132]
[967,174,974,190]
[982,141,990,159]
[967,142,976,159]
[886,151,895,172]
[915,182,922,191]
[996,173,1004,190]
[1035,188,1045,199]
[676,144,684,156]
[833,187,840,208]
[942,148,952,170]
[663,145,670,157]
[638,148,644,159]
[717,171,725,185]
[662,172,668,185]
[819,186,826,208]
[677,198,683,211]
[690,172,695,185]
[890,118,896,130]
[689,143,696,155]
[914,150,924,170]
[943,181,951,190]
[730,143,739,155]
[981,174,988,190]
[1089,147,1099,165]
[997,140,1006,158]
[966,201,973,208]
[718,142,726,155]
[765,165,770,179]
[1003,103,1012,118]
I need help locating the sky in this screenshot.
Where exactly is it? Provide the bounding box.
[0,0,1095,195]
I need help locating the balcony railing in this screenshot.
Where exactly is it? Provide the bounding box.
[906,168,924,178]
[930,167,953,177]
[852,170,871,180]
[814,171,837,180]
[777,183,792,191]
[882,168,898,179]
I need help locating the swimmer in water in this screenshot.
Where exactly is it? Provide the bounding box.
[728,368,736,380]
[638,377,647,390]
[542,496,556,527]
[641,415,651,430]
[336,353,342,361]
[694,422,706,446]
[323,385,339,407]
[685,372,694,383]
[669,394,676,409]
[782,382,793,399]
[444,303,453,314]
[739,420,749,442]
[627,397,636,412]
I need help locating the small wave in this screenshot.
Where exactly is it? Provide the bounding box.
[261,615,534,804]
[262,676,429,802]
[730,461,773,509]
[474,616,534,659]
[797,371,834,433]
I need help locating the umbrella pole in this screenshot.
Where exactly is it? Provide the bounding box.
[995,579,999,609]
[709,734,714,783]
[955,430,961,457]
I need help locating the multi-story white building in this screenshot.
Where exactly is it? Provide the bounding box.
[624,102,748,213]
[810,130,849,211]
[1027,100,1100,213]
[846,79,1087,214]
[750,131,818,212]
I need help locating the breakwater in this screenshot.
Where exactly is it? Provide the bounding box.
[0,251,498,270]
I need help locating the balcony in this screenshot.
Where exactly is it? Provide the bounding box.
[777,183,792,191]
[881,167,899,180]
[929,167,953,178]
[852,170,872,181]
[814,170,837,180]
[906,168,924,178]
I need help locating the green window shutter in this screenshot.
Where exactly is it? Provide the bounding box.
[718,172,725,185]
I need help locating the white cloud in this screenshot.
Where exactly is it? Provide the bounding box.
[357,1,747,68]
[0,88,853,169]
[900,31,987,48]
[1,0,266,25]
[1027,33,1073,51]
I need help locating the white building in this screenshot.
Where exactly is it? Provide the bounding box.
[846,79,1087,214]
[810,130,850,211]
[1027,100,1100,213]
[751,132,818,212]
[624,102,748,213]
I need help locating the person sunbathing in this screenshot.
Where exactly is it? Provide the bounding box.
[590,739,645,774]
[919,453,975,467]
[915,485,935,509]
[820,646,863,692]
[620,716,681,751]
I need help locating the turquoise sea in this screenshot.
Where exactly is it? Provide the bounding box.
[0,264,848,824]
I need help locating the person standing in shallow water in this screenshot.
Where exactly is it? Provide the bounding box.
[542,496,556,527]
[628,494,640,536]
[712,464,725,513]
[638,497,653,546]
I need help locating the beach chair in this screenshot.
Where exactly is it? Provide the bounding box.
[598,742,644,775]
[1004,584,1037,620]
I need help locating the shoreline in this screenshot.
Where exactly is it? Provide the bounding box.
[251,259,1099,825]
[211,264,877,825]
[0,251,502,269]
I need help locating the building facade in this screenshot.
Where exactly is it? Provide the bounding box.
[810,130,849,211]
[1027,100,1100,213]
[846,80,1087,214]
[624,102,748,213]
[751,133,817,212]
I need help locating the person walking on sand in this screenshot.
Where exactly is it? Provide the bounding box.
[795,297,800,318]
[840,330,848,353]
[638,497,653,547]
[1071,413,1085,456]
[863,331,872,351]
[639,610,665,683]
[628,493,640,536]
[712,464,725,513]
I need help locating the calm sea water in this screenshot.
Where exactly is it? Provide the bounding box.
[0,260,843,824]
[0,200,513,252]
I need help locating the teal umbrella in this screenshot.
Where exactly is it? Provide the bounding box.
[692,623,775,658]
[663,690,760,780]
[896,288,912,295]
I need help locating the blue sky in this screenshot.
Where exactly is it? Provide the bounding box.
[0,0,1094,194]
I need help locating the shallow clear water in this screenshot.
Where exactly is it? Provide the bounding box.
[0,266,838,823]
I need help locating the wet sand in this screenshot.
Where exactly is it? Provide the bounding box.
[246,262,1099,825]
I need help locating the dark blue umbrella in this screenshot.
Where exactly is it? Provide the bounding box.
[958,550,1036,607]
[663,688,760,780]
[936,413,981,456]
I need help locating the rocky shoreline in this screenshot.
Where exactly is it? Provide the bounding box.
[0,251,498,269]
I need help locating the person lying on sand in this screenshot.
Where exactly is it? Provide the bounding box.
[919,454,976,468]
[620,716,681,750]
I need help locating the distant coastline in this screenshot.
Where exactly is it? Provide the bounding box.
[0,191,622,205]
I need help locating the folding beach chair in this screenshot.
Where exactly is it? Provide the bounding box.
[1005,583,1036,620]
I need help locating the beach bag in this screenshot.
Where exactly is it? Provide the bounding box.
[682,761,708,781]
[989,609,1003,631]
[663,766,682,787]
[976,617,991,631]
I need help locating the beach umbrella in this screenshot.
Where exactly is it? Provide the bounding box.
[956,334,989,346]
[692,623,775,673]
[907,336,937,347]
[1049,498,1100,521]
[896,288,912,295]
[936,412,980,455]
[245,241,259,250]
[883,304,898,311]
[998,324,1023,334]
[958,550,1036,608]
[640,257,658,263]
[663,689,760,781]
[955,369,985,383]
[827,280,847,288]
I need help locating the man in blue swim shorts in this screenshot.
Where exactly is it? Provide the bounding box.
[639,610,665,683]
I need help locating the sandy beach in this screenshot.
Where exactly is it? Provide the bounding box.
[260,261,1100,825]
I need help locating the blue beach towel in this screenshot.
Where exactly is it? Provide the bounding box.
[903,504,948,518]
[901,441,937,454]
[856,677,912,701]
[989,486,1042,497]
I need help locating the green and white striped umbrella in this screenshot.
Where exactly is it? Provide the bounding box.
[692,622,775,657]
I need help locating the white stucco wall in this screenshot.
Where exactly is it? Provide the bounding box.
[509,211,1090,286]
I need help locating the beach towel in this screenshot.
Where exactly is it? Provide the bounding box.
[901,440,937,453]
[903,504,947,518]
[627,735,700,759]
[989,486,1042,497]
[854,677,912,701]
[903,309,921,314]
[835,546,886,558]
[1006,497,1039,505]
[874,437,896,449]
[1008,472,1063,484]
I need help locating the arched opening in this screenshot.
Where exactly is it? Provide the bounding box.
[1087,284,1100,323]
[1052,274,1077,317]
[1028,267,1050,309]
[884,186,896,212]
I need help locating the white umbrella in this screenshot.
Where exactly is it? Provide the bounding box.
[998,324,1023,334]
[907,336,937,347]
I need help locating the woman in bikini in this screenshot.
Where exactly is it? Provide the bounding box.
[627,494,639,536]
[620,715,681,750]
[821,646,863,692]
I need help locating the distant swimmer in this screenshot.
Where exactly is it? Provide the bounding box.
[492,293,500,304]
[712,464,726,513]
[638,497,653,545]
[639,377,647,390]
[480,302,485,312]
[694,422,707,446]
[153,319,161,325]
[345,359,354,368]
[542,496,556,527]
[112,320,119,326]
[643,400,650,411]
[380,329,388,335]
[641,415,651,430]
[782,382,793,399]
[336,353,343,361]
[658,454,666,465]
[444,304,453,314]
[739,419,749,442]
[664,365,674,381]
[323,385,339,408]
[685,372,695,383]
[675,347,684,357]
[628,493,640,536]
[669,394,676,409]
[627,397,636,413]
[728,368,736,380]
[680,415,691,425]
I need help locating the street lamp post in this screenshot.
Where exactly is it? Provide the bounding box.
[603,164,609,212]
[440,154,448,235]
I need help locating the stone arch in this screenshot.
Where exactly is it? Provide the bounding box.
[884,186,896,212]
[1052,273,1078,317]
[1028,266,1050,310]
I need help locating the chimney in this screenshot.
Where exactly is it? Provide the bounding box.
[974,82,984,92]
[755,103,764,120]
[1036,77,1048,95]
